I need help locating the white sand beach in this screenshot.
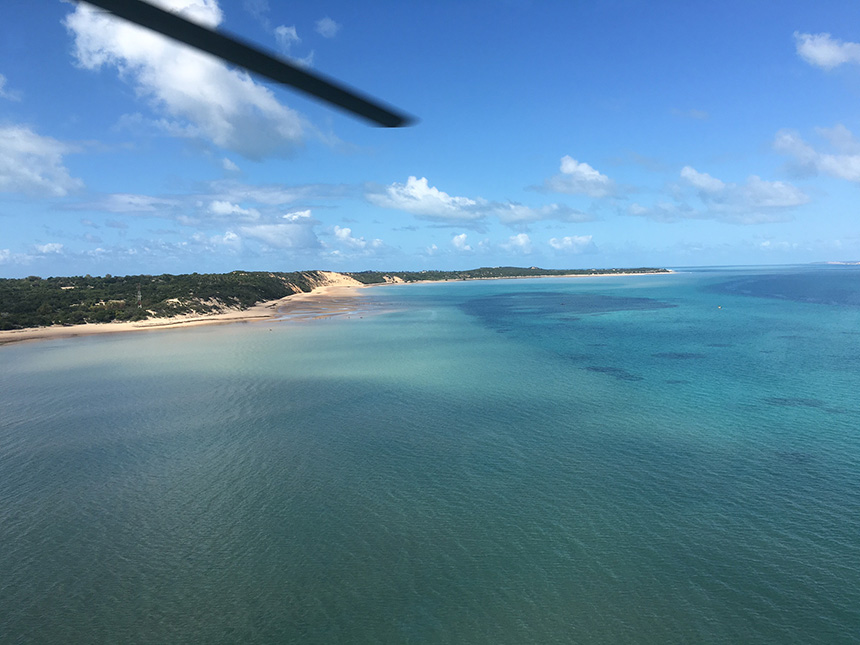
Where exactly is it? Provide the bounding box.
[0,270,672,346]
[0,272,368,346]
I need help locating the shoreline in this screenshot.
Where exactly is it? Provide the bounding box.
[0,270,672,347]
[0,283,370,347]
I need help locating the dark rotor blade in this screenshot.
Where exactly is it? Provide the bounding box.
[78,0,414,127]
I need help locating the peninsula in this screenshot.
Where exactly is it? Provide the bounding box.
[0,266,670,344]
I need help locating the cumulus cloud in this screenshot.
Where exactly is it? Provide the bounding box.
[234,209,319,249]
[795,32,860,70]
[222,157,240,172]
[64,0,305,159]
[680,166,807,209]
[367,176,483,221]
[0,249,34,266]
[0,74,22,101]
[192,229,241,250]
[628,166,807,225]
[451,233,472,251]
[333,225,383,250]
[283,209,312,221]
[35,243,65,254]
[316,17,341,38]
[368,176,598,229]
[549,235,596,254]
[208,200,260,219]
[502,233,532,254]
[0,125,82,196]
[775,126,860,182]
[680,166,725,193]
[542,155,614,197]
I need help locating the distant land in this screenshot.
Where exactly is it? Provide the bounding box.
[0,267,669,331]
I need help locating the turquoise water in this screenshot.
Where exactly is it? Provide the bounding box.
[1,266,859,643]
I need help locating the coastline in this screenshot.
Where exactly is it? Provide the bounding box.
[0,270,672,347]
[0,282,370,347]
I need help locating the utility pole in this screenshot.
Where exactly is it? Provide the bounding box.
[137,284,142,309]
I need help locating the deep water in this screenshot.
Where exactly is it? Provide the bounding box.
[2,266,859,643]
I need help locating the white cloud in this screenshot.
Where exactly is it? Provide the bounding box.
[369,177,592,228]
[283,209,312,221]
[795,32,860,70]
[292,51,315,68]
[543,155,614,197]
[740,175,808,208]
[211,179,349,206]
[191,229,241,250]
[333,225,382,250]
[0,125,82,196]
[243,0,269,27]
[80,193,179,213]
[222,157,240,172]
[759,239,797,251]
[35,243,64,254]
[680,166,807,209]
[64,0,305,159]
[627,201,692,223]
[451,233,472,251]
[0,249,33,265]
[502,233,532,254]
[775,127,860,182]
[367,176,483,221]
[208,200,260,219]
[680,166,725,193]
[274,25,300,52]
[316,17,341,38]
[0,74,22,101]
[239,221,319,249]
[495,202,595,225]
[629,166,807,225]
[815,124,860,153]
[549,235,596,254]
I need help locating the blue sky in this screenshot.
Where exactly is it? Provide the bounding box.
[2,0,860,277]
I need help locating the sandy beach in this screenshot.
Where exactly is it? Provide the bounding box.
[0,270,672,347]
[0,273,370,347]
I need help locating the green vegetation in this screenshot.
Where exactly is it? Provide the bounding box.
[0,271,321,330]
[348,266,668,284]
[0,267,669,330]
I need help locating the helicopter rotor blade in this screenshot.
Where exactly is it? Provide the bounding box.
[77,0,414,128]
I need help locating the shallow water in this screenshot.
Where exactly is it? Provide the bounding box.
[2,266,859,643]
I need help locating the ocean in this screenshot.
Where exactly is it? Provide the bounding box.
[1,266,859,643]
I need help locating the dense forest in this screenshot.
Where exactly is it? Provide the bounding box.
[0,267,668,330]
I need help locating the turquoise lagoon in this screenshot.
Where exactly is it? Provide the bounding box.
[1,266,859,643]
